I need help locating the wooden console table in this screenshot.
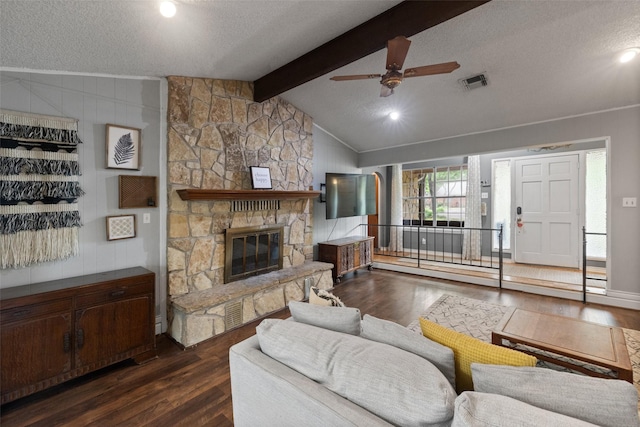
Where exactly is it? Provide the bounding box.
[0,267,157,404]
[492,308,632,382]
[318,236,374,283]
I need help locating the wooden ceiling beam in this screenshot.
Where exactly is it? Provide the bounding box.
[253,0,490,102]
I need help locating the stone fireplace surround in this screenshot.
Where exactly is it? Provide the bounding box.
[166,76,333,347]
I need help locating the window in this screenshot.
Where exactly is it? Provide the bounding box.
[585,149,606,259]
[402,165,467,226]
[492,159,511,251]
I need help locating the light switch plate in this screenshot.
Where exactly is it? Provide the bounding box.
[622,197,637,207]
[481,192,489,199]
[143,213,151,223]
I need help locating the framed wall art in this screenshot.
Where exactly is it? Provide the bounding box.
[106,124,141,170]
[250,166,272,189]
[106,214,137,241]
[118,175,158,208]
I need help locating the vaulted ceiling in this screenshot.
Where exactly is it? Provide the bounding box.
[1,0,639,155]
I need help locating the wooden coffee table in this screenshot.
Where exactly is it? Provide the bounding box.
[492,308,633,382]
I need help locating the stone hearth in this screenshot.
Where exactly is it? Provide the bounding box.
[170,261,333,347]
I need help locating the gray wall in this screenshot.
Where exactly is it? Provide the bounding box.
[311,126,366,254]
[0,71,167,328]
[359,106,640,298]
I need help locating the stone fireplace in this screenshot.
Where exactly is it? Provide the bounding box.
[166,76,333,347]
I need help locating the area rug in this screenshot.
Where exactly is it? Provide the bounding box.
[624,328,640,413]
[407,294,640,413]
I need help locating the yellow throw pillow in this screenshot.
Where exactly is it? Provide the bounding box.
[419,317,537,393]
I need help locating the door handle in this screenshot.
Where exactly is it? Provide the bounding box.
[516,206,524,228]
[63,332,71,353]
[76,328,84,349]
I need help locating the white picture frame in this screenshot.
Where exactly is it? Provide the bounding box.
[250,166,272,189]
[106,214,137,241]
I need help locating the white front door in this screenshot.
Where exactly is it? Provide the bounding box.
[514,154,580,268]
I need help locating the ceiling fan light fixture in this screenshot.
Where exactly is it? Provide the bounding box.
[389,111,400,121]
[381,70,403,89]
[160,1,177,18]
[619,48,639,64]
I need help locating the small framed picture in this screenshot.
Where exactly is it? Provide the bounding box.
[106,214,136,241]
[250,166,272,189]
[106,124,141,170]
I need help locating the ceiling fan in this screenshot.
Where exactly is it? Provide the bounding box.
[330,36,460,97]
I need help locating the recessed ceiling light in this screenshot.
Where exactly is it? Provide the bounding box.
[389,111,400,121]
[618,48,639,64]
[160,1,176,18]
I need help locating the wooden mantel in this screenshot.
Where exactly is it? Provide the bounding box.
[176,189,321,201]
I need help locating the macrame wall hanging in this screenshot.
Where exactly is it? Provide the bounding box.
[0,109,84,269]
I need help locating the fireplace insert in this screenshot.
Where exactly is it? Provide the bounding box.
[224,225,284,283]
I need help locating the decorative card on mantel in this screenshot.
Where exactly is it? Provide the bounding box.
[0,109,84,269]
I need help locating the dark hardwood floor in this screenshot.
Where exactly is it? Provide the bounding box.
[2,269,639,426]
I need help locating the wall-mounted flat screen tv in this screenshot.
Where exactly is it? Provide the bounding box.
[325,173,376,219]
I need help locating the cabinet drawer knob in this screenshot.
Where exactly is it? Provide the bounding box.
[110,290,126,298]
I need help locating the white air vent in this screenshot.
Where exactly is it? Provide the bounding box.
[459,73,488,91]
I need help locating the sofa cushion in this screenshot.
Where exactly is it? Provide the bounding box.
[361,314,456,388]
[419,318,537,393]
[452,392,598,427]
[288,300,361,335]
[257,318,456,427]
[471,363,640,427]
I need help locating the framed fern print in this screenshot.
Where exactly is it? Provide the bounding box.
[106,124,141,170]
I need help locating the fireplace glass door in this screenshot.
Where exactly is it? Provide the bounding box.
[225,226,283,283]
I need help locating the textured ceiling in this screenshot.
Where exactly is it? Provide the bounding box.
[1,0,639,156]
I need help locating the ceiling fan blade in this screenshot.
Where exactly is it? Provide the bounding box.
[380,85,393,97]
[330,74,381,81]
[403,61,460,78]
[386,36,411,70]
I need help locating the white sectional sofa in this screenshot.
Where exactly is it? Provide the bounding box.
[229,302,639,427]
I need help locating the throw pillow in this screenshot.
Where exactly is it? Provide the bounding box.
[257,318,456,426]
[452,392,598,427]
[361,314,456,388]
[288,300,361,335]
[309,286,344,307]
[471,363,640,427]
[419,317,537,393]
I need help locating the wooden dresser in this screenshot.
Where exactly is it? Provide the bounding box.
[0,267,156,404]
[318,236,374,283]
